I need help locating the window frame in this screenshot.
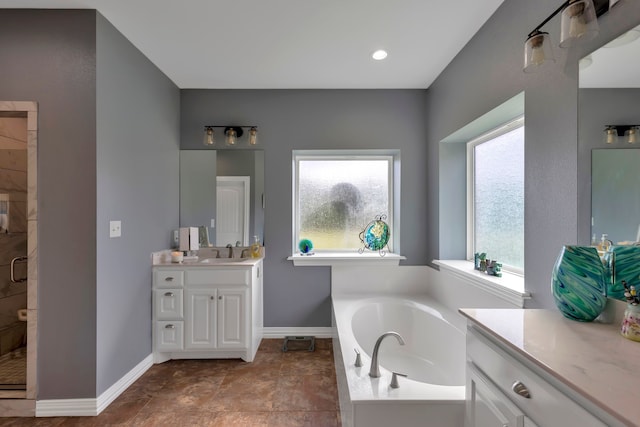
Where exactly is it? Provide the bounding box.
[292,149,399,255]
[466,116,525,275]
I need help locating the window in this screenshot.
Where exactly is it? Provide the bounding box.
[467,117,524,273]
[292,150,398,254]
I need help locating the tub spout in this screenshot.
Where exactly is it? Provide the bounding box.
[369,331,405,378]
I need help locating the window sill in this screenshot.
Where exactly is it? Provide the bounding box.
[433,259,530,307]
[288,252,406,267]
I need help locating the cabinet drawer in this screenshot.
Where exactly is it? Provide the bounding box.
[467,327,607,427]
[185,269,250,286]
[155,321,184,351]
[154,269,184,288]
[154,289,183,320]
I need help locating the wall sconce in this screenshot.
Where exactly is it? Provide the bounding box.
[202,125,258,147]
[524,0,604,73]
[603,125,640,144]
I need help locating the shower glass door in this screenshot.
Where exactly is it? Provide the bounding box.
[0,113,28,392]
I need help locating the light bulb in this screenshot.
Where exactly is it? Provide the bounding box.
[569,14,587,39]
[226,128,237,146]
[203,127,214,146]
[248,127,258,145]
[531,45,545,67]
[604,127,617,144]
[626,127,638,144]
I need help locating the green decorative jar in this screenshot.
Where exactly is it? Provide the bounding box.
[551,245,607,322]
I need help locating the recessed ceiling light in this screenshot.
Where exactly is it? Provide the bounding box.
[372,50,388,60]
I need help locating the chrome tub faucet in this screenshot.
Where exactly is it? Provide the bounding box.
[369,331,405,378]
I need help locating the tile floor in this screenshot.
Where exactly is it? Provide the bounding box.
[0,339,341,426]
[0,347,26,388]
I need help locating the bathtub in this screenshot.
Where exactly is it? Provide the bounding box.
[332,295,466,427]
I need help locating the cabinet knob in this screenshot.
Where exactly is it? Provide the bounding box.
[165,324,175,329]
[164,292,174,297]
[218,296,223,300]
[164,277,174,282]
[511,381,531,398]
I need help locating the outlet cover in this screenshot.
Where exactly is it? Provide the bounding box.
[110,220,121,238]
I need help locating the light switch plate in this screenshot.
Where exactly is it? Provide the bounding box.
[110,220,121,238]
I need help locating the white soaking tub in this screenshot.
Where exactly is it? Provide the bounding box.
[332,295,466,427]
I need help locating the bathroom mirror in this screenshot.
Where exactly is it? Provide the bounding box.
[591,149,640,244]
[579,25,640,301]
[180,149,264,247]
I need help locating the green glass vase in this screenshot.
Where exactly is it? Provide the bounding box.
[551,245,607,322]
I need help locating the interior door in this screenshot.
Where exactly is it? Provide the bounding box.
[216,176,250,246]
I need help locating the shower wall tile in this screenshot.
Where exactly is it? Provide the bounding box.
[0,264,27,298]
[0,149,27,171]
[0,320,26,356]
[0,292,26,330]
[0,233,27,265]
[0,169,27,193]
[0,116,27,142]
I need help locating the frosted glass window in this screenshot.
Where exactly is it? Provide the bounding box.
[295,155,392,251]
[472,124,524,271]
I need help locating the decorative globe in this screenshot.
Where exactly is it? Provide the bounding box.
[364,220,390,251]
[298,239,313,254]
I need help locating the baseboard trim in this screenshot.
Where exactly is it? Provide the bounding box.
[262,327,333,339]
[35,354,153,417]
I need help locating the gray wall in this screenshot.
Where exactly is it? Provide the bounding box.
[95,13,180,395]
[181,90,428,327]
[426,0,640,309]
[0,9,180,399]
[0,9,98,399]
[577,88,640,245]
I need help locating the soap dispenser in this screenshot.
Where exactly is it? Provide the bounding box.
[250,235,261,258]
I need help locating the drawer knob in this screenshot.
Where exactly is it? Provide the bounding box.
[165,277,174,282]
[164,292,174,297]
[512,381,531,398]
[165,324,176,329]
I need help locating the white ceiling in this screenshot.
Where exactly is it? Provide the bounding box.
[0,0,506,89]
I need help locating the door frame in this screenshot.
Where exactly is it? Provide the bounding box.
[216,176,251,246]
[0,101,38,407]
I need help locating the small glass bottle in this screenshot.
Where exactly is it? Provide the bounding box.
[250,235,261,258]
[620,304,640,342]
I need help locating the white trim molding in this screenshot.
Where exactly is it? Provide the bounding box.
[434,259,530,308]
[288,252,405,267]
[263,327,333,339]
[36,354,153,417]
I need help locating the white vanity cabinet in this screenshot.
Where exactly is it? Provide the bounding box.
[464,323,611,427]
[152,260,263,363]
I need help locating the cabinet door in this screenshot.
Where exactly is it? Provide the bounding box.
[185,289,217,349]
[217,288,247,348]
[154,289,183,320]
[155,321,183,351]
[466,363,535,427]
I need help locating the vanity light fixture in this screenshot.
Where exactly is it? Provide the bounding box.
[524,0,604,73]
[603,125,640,144]
[202,125,259,147]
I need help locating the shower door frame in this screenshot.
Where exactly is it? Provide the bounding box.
[0,101,38,411]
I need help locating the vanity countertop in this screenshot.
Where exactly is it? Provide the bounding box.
[460,308,640,427]
[153,257,263,268]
